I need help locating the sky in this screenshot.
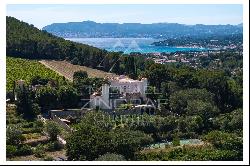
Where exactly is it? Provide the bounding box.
[7,4,243,29]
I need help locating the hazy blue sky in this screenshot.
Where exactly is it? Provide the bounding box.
[7,4,243,29]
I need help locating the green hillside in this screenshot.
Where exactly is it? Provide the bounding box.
[6,57,66,91]
[6,16,145,76]
[6,16,107,68]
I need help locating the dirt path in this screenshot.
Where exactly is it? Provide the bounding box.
[39,60,118,81]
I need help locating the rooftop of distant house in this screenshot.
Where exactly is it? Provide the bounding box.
[107,75,147,83]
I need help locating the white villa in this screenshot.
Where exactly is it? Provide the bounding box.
[90,75,148,110]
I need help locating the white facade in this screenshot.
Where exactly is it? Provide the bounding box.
[90,75,148,110]
[109,75,147,98]
[89,84,111,109]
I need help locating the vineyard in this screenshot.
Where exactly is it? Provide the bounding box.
[39,60,118,81]
[6,57,66,91]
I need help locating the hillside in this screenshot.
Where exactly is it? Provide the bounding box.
[39,60,118,81]
[152,34,243,48]
[6,16,107,67]
[42,21,243,38]
[6,57,66,91]
[6,17,148,78]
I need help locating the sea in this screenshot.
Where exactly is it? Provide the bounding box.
[66,38,207,54]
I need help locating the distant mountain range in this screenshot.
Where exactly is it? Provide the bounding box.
[6,16,105,62]
[42,21,243,38]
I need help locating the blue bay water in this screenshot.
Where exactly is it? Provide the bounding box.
[66,38,206,54]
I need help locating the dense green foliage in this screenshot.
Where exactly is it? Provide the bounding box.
[34,84,79,111]
[142,64,242,114]
[202,131,243,160]
[95,153,126,161]
[45,121,61,141]
[73,70,108,98]
[6,17,151,79]
[203,131,243,154]
[169,88,216,115]
[16,87,40,119]
[66,108,243,161]
[6,108,38,158]
[6,145,18,158]
[7,16,106,63]
[6,17,243,161]
[6,125,24,146]
[35,86,58,111]
[57,85,79,108]
[66,111,153,160]
[73,71,88,82]
[6,57,66,91]
[212,108,243,134]
[110,128,154,159]
[6,105,63,160]
[200,51,243,71]
[14,83,80,116]
[66,122,112,160]
[136,145,240,161]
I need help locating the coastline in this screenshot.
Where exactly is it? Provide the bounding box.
[66,37,208,54]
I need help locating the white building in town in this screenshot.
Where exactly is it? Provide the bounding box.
[90,75,148,110]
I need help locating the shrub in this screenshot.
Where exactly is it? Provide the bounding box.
[169,88,215,115]
[202,131,243,151]
[6,145,17,158]
[58,85,79,108]
[35,86,58,111]
[172,135,180,146]
[95,153,126,161]
[212,109,243,133]
[34,144,45,158]
[45,121,61,141]
[6,125,24,145]
[16,87,40,119]
[136,145,240,161]
[45,142,55,152]
[16,144,33,156]
[45,141,63,152]
[33,120,44,132]
[202,131,243,160]
[6,116,24,125]
[66,123,111,161]
[22,122,34,128]
[66,112,154,161]
[110,128,154,160]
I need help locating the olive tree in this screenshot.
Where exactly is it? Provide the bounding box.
[45,121,61,141]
